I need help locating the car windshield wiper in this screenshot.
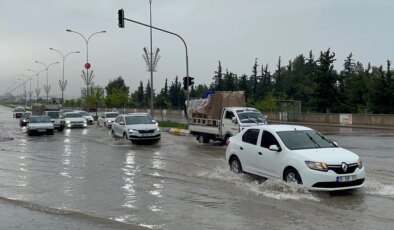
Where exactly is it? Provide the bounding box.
[315,132,336,147]
[306,133,321,148]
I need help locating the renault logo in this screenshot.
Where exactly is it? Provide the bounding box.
[341,162,348,172]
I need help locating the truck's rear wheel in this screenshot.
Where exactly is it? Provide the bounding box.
[198,134,209,143]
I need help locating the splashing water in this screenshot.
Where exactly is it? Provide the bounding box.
[197,167,319,201]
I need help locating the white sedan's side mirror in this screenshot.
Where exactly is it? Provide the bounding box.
[333,141,338,147]
[119,121,125,125]
[269,145,281,152]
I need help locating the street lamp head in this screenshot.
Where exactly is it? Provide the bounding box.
[101,30,106,33]
[49,48,54,50]
[75,51,80,53]
[66,29,72,32]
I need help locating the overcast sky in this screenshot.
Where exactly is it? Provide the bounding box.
[1,0,393,98]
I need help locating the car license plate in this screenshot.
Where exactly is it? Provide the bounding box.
[141,133,152,137]
[337,175,357,182]
[38,129,46,132]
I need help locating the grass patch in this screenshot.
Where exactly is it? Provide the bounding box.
[158,120,188,129]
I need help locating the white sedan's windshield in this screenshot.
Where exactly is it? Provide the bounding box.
[277,130,336,150]
[79,111,90,116]
[65,113,82,118]
[30,116,51,123]
[106,113,119,118]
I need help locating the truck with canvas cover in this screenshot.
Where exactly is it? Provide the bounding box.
[188,91,267,144]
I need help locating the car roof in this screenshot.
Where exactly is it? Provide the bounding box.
[104,111,119,114]
[122,113,152,117]
[247,125,313,132]
[64,112,80,114]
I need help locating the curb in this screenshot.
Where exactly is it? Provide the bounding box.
[168,128,191,136]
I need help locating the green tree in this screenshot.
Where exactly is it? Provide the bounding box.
[313,48,339,112]
[213,61,223,91]
[105,76,129,109]
[85,85,105,116]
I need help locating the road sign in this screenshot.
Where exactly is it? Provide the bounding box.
[85,63,91,69]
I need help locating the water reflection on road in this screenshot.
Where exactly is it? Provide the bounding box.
[0,106,393,229]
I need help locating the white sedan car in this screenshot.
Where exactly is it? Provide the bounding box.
[111,113,161,144]
[26,116,54,136]
[225,125,365,191]
[63,112,87,128]
[75,110,94,125]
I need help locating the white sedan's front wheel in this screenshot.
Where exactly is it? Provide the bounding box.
[284,168,302,184]
[123,132,128,140]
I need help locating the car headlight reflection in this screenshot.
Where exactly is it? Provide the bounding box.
[66,120,70,124]
[305,161,328,172]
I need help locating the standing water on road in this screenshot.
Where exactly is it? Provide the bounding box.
[0,105,394,229]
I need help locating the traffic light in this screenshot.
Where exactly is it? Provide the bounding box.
[188,77,194,87]
[118,9,125,28]
[183,77,188,90]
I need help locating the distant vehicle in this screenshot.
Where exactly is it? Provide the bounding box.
[59,108,74,117]
[19,112,32,126]
[225,125,365,191]
[26,116,54,136]
[74,110,94,125]
[13,106,26,118]
[98,112,119,128]
[111,113,161,144]
[63,112,87,128]
[42,111,65,131]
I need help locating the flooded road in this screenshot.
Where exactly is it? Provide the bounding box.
[0,105,394,229]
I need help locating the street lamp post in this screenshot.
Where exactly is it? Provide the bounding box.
[50,48,80,107]
[119,11,190,118]
[149,0,154,117]
[22,74,34,108]
[66,29,106,97]
[35,61,59,103]
[17,78,28,108]
[27,69,45,102]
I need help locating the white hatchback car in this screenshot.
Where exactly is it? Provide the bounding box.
[225,125,365,191]
[111,113,161,144]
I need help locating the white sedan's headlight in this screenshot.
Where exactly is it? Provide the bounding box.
[128,129,138,133]
[305,161,328,172]
[156,127,160,132]
[357,158,363,169]
[66,120,70,124]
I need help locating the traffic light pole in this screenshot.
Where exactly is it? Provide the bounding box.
[119,10,190,118]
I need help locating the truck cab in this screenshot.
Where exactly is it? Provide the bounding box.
[220,107,267,142]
